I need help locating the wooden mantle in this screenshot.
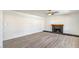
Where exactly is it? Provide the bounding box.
[50,24,64,26]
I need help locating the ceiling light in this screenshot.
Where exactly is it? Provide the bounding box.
[48,13,52,15]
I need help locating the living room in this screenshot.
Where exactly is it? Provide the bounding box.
[1,10,79,48]
[0,0,79,59]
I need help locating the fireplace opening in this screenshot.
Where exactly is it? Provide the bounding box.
[54,29,62,33]
[51,24,64,33]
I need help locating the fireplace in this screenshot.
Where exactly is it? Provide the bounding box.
[51,24,64,33]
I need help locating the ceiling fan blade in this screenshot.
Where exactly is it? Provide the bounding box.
[54,11,58,13]
[51,11,58,15]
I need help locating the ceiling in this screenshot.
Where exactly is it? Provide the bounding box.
[15,10,79,17]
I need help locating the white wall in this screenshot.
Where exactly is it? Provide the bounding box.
[3,11,45,40]
[3,11,79,41]
[45,13,79,35]
[0,11,3,47]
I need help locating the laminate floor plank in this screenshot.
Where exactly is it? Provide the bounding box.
[3,32,79,48]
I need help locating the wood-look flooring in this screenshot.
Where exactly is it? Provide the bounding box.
[3,32,79,48]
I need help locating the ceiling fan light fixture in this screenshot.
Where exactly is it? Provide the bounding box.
[48,10,53,15]
[47,10,58,15]
[48,13,52,15]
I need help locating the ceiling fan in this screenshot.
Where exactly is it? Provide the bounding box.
[47,10,58,15]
